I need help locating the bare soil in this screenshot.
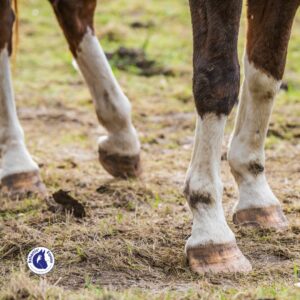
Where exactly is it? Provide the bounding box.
[0,1,299,299]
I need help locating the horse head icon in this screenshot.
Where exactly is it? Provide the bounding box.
[32,249,48,270]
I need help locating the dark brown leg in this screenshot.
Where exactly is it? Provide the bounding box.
[49,0,141,179]
[228,0,299,229]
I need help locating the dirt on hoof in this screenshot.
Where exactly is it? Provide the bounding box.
[187,242,252,274]
[233,205,289,230]
[0,171,47,200]
[99,149,142,179]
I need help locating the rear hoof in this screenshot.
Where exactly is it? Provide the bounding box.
[99,149,142,179]
[1,171,47,199]
[233,205,288,230]
[187,242,252,274]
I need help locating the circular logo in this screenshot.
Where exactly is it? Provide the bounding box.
[27,247,55,275]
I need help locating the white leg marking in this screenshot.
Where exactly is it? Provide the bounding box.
[228,55,281,211]
[0,48,38,179]
[76,29,140,156]
[185,113,235,248]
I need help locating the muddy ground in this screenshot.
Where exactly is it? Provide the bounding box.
[0,0,300,299]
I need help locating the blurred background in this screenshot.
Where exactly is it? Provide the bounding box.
[13,0,300,144]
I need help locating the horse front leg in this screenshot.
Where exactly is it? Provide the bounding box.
[49,0,141,179]
[185,0,251,274]
[0,0,46,198]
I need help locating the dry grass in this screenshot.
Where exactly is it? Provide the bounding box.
[0,0,300,299]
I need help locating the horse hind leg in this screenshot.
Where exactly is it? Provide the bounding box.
[228,0,299,230]
[0,1,46,198]
[49,0,141,179]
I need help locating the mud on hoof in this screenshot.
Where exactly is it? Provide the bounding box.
[0,171,47,199]
[233,205,288,230]
[99,149,142,179]
[187,242,252,274]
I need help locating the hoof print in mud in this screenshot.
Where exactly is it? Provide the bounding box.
[99,149,142,179]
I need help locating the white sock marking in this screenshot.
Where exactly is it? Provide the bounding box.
[76,29,140,156]
[0,48,38,179]
[228,55,281,211]
[185,113,235,247]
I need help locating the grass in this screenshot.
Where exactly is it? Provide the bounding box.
[0,0,300,299]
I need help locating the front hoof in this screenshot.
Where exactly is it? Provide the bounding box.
[233,205,288,230]
[1,171,47,199]
[187,242,252,274]
[99,149,142,179]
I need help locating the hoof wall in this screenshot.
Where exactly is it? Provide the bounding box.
[187,242,252,274]
[1,171,47,199]
[233,205,288,230]
[99,149,142,179]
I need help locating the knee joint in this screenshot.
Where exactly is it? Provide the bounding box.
[49,0,96,55]
[193,62,240,117]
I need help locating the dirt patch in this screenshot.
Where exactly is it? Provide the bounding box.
[106,47,175,77]
[48,190,86,218]
[130,21,155,29]
[0,1,299,298]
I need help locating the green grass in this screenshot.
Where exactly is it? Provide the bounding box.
[0,0,299,299]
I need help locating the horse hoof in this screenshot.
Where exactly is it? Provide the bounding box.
[98,149,142,179]
[0,171,47,199]
[233,205,288,230]
[187,242,252,274]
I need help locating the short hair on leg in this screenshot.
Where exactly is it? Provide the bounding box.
[189,0,242,117]
[0,0,15,55]
[247,0,299,80]
[49,0,97,56]
[228,0,299,229]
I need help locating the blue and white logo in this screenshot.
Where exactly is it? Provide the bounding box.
[27,247,55,275]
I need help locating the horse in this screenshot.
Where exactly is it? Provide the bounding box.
[0,0,298,274]
[33,249,48,270]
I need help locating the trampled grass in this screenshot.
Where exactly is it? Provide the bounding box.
[0,0,299,299]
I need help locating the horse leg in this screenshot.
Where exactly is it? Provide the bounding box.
[0,0,46,198]
[228,0,299,229]
[185,0,251,273]
[49,0,141,178]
